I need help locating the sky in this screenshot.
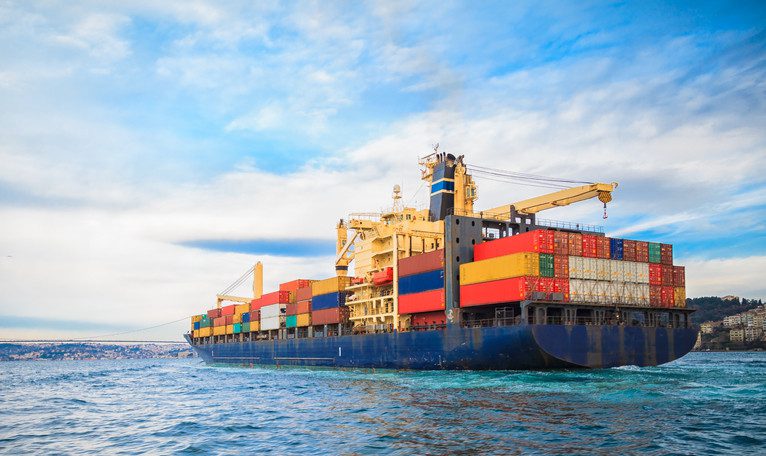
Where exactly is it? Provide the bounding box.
[0,1,765,341]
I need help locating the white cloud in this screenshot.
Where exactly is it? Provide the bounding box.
[682,256,766,300]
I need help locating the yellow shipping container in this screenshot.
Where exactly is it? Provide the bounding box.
[674,287,686,308]
[297,313,311,327]
[232,313,242,324]
[192,330,199,338]
[213,326,225,336]
[312,276,352,296]
[225,324,234,335]
[199,327,212,337]
[459,252,539,286]
[249,321,260,332]
[192,315,203,323]
[235,304,250,314]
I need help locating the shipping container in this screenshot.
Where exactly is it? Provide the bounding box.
[295,286,312,302]
[311,307,350,325]
[623,239,637,262]
[260,303,286,319]
[198,327,212,337]
[225,324,234,335]
[232,313,241,324]
[285,302,299,316]
[411,311,446,327]
[673,266,685,288]
[260,315,285,331]
[235,304,250,315]
[648,242,661,263]
[568,256,584,280]
[193,321,200,330]
[539,253,554,278]
[661,286,675,307]
[649,285,662,306]
[214,316,226,326]
[460,276,554,307]
[243,322,250,332]
[249,321,260,332]
[636,262,650,284]
[610,260,625,282]
[568,232,583,256]
[207,308,221,319]
[674,287,686,308]
[459,252,539,286]
[311,292,346,310]
[220,305,236,316]
[595,259,611,281]
[192,315,203,323]
[660,244,673,265]
[661,264,674,286]
[242,312,250,323]
[312,276,352,296]
[610,238,624,260]
[225,315,233,325]
[596,236,610,259]
[554,255,569,278]
[233,323,242,334]
[249,310,260,322]
[635,241,649,263]
[553,278,570,301]
[553,231,569,255]
[192,329,199,338]
[296,300,311,314]
[399,269,444,294]
[260,290,291,306]
[582,234,598,258]
[399,289,445,314]
[649,263,662,286]
[280,279,312,294]
[213,326,225,336]
[398,249,445,277]
[297,313,311,327]
[286,315,297,328]
[474,229,554,261]
[250,297,262,310]
[373,267,394,285]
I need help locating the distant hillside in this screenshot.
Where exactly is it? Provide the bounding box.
[688,296,763,324]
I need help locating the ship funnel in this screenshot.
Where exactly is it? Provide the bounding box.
[428,156,456,221]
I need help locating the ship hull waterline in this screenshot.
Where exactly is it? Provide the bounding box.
[186,324,698,370]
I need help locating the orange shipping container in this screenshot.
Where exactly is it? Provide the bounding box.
[661,264,674,286]
[673,266,685,287]
[623,240,637,262]
[568,233,583,256]
[635,241,649,262]
[554,255,569,278]
[553,278,570,301]
[660,244,673,265]
[221,304,236,316]
[280,279,312,294]
[214,317,226,326]
[553,231,569,255]
[399,289,445,314]
[649,285,662,306]
[649,264,662,286]
[596,237,610,259]
[661,286,675,307]
[295,287,312,301]
[474,230,554,261]
[582,234,598,258]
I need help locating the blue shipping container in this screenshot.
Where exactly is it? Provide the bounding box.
[610,238,624,260]
[398,269,444,295]
[311,291,347,310]
[193,321,200,330]
[242,312,250,323]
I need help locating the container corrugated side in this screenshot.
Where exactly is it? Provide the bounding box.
[221,304,236,316]
[459,276,539,307]
[311,292,346,310]
[295,286,312,301]
[260,315,285,330]
[198,327,212,337]
[648,242,661,263]
[596,236,610,259]
[399,289,445,314]
[474,229,554,261]
[411,311,446,327]
[539,253,554,278]
[280,279,312,294]
[213,326,225,336]
[233,323,242,334]
[398,269,444,294]
[260,303,286,319]
[296,313,311,327]
[674,287,686,308]
[312,276,352,296]
[553,231,569,255]
[286,315,297,328]
[235,304,250,315]
[311,307,350,325]
[623,239,637,261]
[207,308,221,319]
[398,249,445,277]
[459,252,538,285]
[610,238,624,260]
[554,255,569,278]
[673,266,685,287]
[660,244,673,265]
[635,241,649,262]
[249,321,260,332]
[649,263,662,285]
[582,234,598,258]
[568,232,583,256]
[661,264,674,286]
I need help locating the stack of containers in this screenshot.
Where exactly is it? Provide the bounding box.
[248,308,260,332]
[191,315,202,338]
[459,230,561,307]
[294,285,313,327]
[281,279,310,328]
[198,314,212,337]
[311,277,351,325]
[259,290,290,330]
[398,249,445,317]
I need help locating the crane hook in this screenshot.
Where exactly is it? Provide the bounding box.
[603,202,608,219]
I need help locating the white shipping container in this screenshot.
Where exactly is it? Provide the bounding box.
[596,259,611,281]
[570,279,599,303]
[582,257,598,280]
[637,283,650,306]
[635,263,649,284]
[260,315,285,330]
[569,256,584,279]
[260,303,286,319]
[622,261,637,283]
[610,260,625,282]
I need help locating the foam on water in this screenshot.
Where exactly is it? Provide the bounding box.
[1,352,765,455]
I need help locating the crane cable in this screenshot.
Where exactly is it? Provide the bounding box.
[466,163,594,188]
[218,265,254,296]
[71,315,192,341]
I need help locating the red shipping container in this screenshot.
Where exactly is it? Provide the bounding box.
[411,311,446,327]
[295,286,312,302]
[673,266,685,287]
[596,237,610,259]
[554,255,569,278]
[398,249,445,277]
[568,232,583,256]
[250,297,262,310]
[260,290,291,306]
[225,315,233,325]
[649,285,662,306]
[399,289,445,314]
[213,316,226,326]
[296,300,311,314]
[661,264,674,286]
[661,286,675,307]
[285,303,299,316]
[553,278,570,301]
[249,310,260,321]
[474,230,554,261]
[660,244,673,265]
[635,241,649,262]
[279,279,311,294]
[373,267,394,285]
[623,240,637,262]
[221,304,236,316]
[649,264,662,286]
[553,231,569,255]
[311,307,350,325]
[460,276,536,307]
[207,308,221,319]
[582,234,598,258]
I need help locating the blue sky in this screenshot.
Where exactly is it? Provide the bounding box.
[0,1,764,339]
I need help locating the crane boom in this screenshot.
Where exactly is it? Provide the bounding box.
[481,182,618,218]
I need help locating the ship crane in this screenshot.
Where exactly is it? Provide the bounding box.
[481,182,619,221]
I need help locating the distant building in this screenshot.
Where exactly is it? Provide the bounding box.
[730,328,745,342]
[722,295,739,301]
[752,314,764,328]
[700,322,717,334]
[724,315,742,327]
[745,327,763,342]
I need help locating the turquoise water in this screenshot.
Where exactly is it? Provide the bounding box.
[0,352,764,455]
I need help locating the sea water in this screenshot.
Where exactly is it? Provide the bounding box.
[0,352,764,455]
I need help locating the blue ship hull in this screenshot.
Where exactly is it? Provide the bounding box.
[186,324,698,370]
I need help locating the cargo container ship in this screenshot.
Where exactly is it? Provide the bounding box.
[185,153,697,369]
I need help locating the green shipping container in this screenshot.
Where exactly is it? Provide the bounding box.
[648,243,661,263]
[539,253,554,278]
[233,323,242,334]
[286,315,298,328]
[200,316,211,328]
[242,322,250,332]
